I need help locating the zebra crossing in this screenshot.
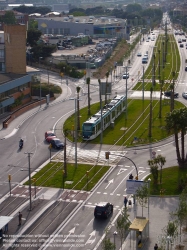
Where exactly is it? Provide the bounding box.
[53,147,128,165]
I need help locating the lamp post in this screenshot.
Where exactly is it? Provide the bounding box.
[86,171,89,191]
[98,79,103,144]
[47,60,52,98]
[8,174,11,196]
[62,170,65,189]
[24,152,33,211]
[69,97,82,168]
[32,178,36,198]
[39,57,43,106]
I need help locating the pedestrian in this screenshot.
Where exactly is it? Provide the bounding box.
[18,212,22,226]
[124,196,128,208]
[154,243,158,250]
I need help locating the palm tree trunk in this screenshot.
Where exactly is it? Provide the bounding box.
[175,133,181,165]
[181,130,185,164]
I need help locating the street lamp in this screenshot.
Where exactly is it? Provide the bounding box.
[32,178,36,198]
[39,57,43,106]
[24,152,33,211]
[86,171,89,191]
[62,170,65,189]
[47,60,52,98]
[69,97,82,168]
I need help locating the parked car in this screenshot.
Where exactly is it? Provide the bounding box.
[123,73,129,79]
[182,92,187,99]
[180,43,184,48]
[164,91,179,98]
[46,135,56,143]
[137,52,142,57]
[94,202,113,219]
[185,66,187,71]
[45,131,56,139]
[50,138,64,149]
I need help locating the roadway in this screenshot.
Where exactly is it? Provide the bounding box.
[0,27,187,250]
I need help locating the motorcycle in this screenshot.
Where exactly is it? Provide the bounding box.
[19,139,23,149]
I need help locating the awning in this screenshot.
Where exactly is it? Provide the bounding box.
[0,216,14,229]
[129,217,149,232]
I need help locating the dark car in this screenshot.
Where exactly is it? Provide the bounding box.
[50,138,64,149]
[180,43,184,48]
[185,66,187,71]
[45,131,55,139]
[164,91,179,98]
[94,202,113,219]
[123,73,129,79]
[182,92,187,99]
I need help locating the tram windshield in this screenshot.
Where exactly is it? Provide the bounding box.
[83,123,92,131]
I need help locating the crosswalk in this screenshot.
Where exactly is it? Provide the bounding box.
[53,147,128,165]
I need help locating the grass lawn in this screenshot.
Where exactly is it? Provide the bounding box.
[145,166,187,195]
[64,99,185,146]
[26,162,110,191]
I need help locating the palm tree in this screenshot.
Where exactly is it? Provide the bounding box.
[105,71,110,104]
[165,107,187,167]
[76,86,81,131]
[148,155,166,185]
[86,77,91,115]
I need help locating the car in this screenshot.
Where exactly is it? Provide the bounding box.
[137,52,142,57]
[185,66,187,71]
[123,73,129,79]
[178,39,182,43]
[46,135,57,143]
[164,91,179,98]
[94,202,113,219]
[180,43,184,48]
[50,138,64,149]
[146,39,149,42]
[45,131,56,139]
[182,92,187,99]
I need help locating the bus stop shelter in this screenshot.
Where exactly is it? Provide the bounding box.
[0,216,14,236]
[129,216,149,249]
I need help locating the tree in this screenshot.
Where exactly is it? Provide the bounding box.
[101,229,115,250]
[135,183,149,217]
[172,188,187,242]
[86,77,91,115]
[27,29,42,47]
[76,86,81,131]
[116,208,130,250]
[165,107,187,167]
[148,155,166,185]
[31,44,56,61]
[1,11,16,24]
[105,71,110,104]
[126,3,142,13]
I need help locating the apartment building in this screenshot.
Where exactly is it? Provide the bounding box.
[0,24,32,116]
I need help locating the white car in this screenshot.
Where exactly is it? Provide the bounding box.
[123,73,129,79]
[137,52,142,57]
[182,92,187,99]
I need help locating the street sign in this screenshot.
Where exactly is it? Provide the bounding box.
[126,180,145,194]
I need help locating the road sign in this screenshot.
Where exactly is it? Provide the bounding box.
[126,180,145,194]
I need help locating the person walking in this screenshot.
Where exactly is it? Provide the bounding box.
[18,212,22,226]
[124,196,128,208]
[154,243,158,250]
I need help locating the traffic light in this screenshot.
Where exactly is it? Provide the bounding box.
[135,176,138,180]
[105,152,110,159]
[8,174,11,181]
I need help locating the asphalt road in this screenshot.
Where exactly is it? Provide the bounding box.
[1,27,187,250]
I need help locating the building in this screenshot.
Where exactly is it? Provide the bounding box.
[0,24,32,116]
[37,15,128,38]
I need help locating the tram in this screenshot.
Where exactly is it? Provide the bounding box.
[82,95,126,140]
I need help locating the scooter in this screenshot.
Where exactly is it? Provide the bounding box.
[19,140,23,149]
